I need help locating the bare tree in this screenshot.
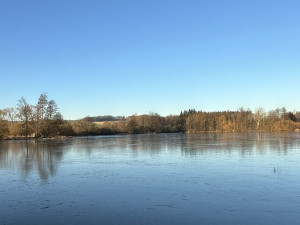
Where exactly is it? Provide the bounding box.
[42,99,62,136]
[17,97,33,137]
[0,110,9,137]
[253,107,266,130]
[36,93,48,137]
[45,100,59,120]
[37,93,48,121]
[2,107,17,122]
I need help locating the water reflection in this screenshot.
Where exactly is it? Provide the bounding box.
[0,133,300,181]
[70,132,300,154]
[0,140,64,182]
[182,132,300,156]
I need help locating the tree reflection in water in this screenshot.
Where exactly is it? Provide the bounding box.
[181,132,300,156]
[0,133,300,182]
[0,139,64,182]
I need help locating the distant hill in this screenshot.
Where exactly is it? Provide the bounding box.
[84,115,125,122]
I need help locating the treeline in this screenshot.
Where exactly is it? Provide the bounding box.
[184,108,300,133]
[1,94,300,139]
[72,112,183,135]
[72,108,300,135]
[0,94,73,138]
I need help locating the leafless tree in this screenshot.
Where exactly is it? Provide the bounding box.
[35,93,48,137]
[1,107,17,122]
[17,97,33,137]
[253,107,266,130]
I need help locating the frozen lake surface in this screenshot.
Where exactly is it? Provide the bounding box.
[1,133,300,225]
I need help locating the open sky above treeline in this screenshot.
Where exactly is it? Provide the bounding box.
[1,0,300,120]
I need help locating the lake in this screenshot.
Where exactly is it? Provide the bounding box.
[1,133,300,225]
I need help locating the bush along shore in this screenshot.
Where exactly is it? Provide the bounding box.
[1,94,300,140]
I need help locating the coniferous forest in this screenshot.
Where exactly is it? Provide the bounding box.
[1,94,300,139]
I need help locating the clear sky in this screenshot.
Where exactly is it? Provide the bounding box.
[0,0,299,119]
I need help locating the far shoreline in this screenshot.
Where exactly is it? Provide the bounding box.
[1,130,300,142]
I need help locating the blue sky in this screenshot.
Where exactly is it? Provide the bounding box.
[1,0,299,119]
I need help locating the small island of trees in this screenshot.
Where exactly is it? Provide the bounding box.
[1,94,300,139]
